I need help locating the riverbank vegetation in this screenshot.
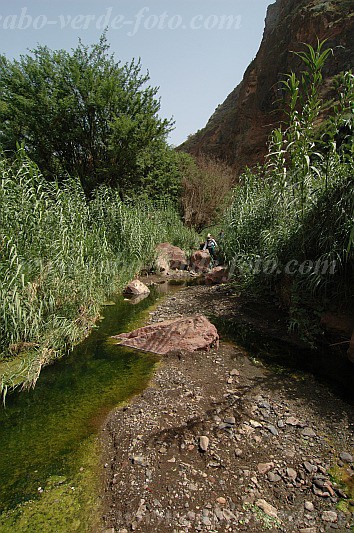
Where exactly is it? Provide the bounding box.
[0,150,198,396]
[222,41,354,340]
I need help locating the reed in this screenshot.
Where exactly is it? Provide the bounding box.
[222,42,354,337]
[0,149,198,396]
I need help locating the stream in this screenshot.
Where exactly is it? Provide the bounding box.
[0,282,174,532]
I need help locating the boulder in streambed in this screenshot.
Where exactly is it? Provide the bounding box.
[205,266,229,285]
[190,250,211,273]
[112,315,219,355]
[123,279,150,296]
[156,243,188,273]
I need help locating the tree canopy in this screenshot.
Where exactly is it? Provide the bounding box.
[0,34,174,194]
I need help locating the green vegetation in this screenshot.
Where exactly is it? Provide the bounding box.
[223,41,354,337]
[0,149,197,395]
[0,34,175,197]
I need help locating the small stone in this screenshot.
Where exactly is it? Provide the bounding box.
[223,509,236,521]
[303,461,316,473]
[230,369,240,376]
[267,472,281,483]
[257,462,274,475]
[216,497,227,505]
[321,510,338,523]
[132,456,148,467]
[287,467,297,480]
[339,452,353,463]
[235,448,243,457]
[255,499,278,518]
[304,501,315,512]
[266,424,279,436]
[199,436,210,452]
[301,427,316,438]
[286,416,301,426]
[250,419,262,428]
[277,420,285,428]
[202,516,211,526]
[224,416,236,425]
[187,511,196,521]
[299,529,317,533]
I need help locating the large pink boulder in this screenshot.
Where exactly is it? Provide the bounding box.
[205,266,229,285]
[156,243,188,272]
[190,250,211,273]
[123,279,150,296]
[113,315,219,355]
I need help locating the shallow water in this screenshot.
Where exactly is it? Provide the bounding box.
[0,285,166,519]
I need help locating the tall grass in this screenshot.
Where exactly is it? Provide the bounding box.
[0,149,198,395]
[223,42,354,335]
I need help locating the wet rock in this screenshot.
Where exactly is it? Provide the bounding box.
[199,436,210,452]
[123,279,150,296]
[255,499,278,518]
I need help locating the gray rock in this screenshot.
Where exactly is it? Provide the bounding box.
[224,416,236,425]
[266,424,279,436]
[339,452,353,463]
[303,461,316,473]
[202,516,212,526]
[267,472,281,483]
[304,501,315,512]
[321,510,338,523]
[223,509,236,521]
[287,467,297,479]
[301,427,316,438]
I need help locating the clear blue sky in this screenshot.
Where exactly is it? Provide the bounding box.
[0,0,271,146]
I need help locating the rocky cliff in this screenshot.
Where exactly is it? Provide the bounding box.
[180,0,354,174]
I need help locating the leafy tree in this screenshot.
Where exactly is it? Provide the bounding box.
[0,34,173,194]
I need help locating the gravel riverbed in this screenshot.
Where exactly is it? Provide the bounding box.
[101,284,354,532]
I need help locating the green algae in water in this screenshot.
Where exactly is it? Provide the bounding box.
[0,288,163,531]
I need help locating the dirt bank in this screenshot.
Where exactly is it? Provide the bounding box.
[101,284,354,532]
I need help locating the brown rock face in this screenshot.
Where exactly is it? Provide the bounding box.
[180,0,354,175]
[113,315,219,355]
[190,250,211,273]
[205,266,229,285]
[156,243,188,272]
